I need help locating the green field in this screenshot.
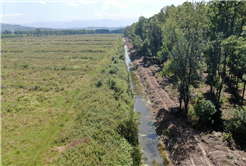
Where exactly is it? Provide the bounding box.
[1,34,140,165]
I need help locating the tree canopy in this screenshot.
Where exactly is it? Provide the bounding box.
[124,1,246,118]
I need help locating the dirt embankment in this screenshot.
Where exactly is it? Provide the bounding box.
[124,37,246,166]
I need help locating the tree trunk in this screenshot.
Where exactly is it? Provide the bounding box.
[218,79,224,103]
[218,48,221,78]
[235,76,239,95]
[229,73,233,88]
[184,84,189,119]
[179,97,182,111]
[218,51,227,103]
[242,82,246,106]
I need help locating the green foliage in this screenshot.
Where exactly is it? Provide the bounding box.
[161,59,175,78]
[222,132,233,146]
[118,114,139,146]
[109,65,119,74]
[2,28,124,38]
[107,77,117,89]
[224,107,246,148]
[162,129,169,136]
[95,79,102,87]
[124,1,246,120]
[1,34,140,165]
[194,100,217,128]
[21,64,29,69]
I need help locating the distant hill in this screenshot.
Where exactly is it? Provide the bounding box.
[1,23,56,32]
[1,23,127,33]
[21,18,137,29]
[1,23,35,32]
[1,18,135,33]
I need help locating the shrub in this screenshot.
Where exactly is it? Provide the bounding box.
[162,129,169,136]
[194,100,217,128]
[95,79,102,87]
[107,78,117,89]
[119,54,124,60]
[109,65,118,74]
[117,116,139,147]
[222,132,233,146]
[224,107,246,149]
[22,64,29,69]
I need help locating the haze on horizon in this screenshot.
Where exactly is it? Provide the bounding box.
[1,0,187,28]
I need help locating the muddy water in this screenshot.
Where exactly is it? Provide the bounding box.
[123,39,167,166]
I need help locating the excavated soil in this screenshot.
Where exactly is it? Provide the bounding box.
[124,37,246,166]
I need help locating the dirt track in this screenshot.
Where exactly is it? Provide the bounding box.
[124,37,246,166]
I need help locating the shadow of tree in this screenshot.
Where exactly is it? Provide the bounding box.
[223,85,242,106]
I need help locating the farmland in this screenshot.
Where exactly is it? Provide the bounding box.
[1,34,140,165]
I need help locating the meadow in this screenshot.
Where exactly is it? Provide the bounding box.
[1,34,140,165]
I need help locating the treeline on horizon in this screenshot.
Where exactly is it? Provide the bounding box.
[1,28,123,38]
[124,1,246,148]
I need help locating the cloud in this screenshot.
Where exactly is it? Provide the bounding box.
[40,1,46,5]
[1,13,23,17]
[67,1,80,7]
[103,0,129,10]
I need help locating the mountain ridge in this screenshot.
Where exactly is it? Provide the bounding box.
[20,18,137,29]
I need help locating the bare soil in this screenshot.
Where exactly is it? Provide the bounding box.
[124,37,246,166]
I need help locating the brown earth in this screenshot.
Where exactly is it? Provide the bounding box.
[55,137,89,154]
[124,37,246,166]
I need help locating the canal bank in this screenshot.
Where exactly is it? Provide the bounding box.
[123,37,246,166]
[123,38,169,166]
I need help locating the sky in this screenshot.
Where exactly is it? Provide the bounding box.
[1,0,188,25]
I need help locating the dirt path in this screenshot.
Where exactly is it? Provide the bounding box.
[124,37,246,166]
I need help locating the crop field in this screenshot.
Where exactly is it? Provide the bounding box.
[1,34,140,165]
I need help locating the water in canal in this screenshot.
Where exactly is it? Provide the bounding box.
[123,39,168,166]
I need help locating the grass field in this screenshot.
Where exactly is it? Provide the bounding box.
[1,34,140,165]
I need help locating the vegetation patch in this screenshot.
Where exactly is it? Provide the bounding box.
[1,34,140,165]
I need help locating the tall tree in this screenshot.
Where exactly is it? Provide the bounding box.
[161,2,208,117]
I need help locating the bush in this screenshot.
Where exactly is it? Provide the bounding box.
[22,64,29,69]
[107,78,117,89]
[109,65,118,74]
[194,100,217,128]
[117,115,139,147]
[222,132,233,146]
[224,107,246,149]
[95,79,102,87]
[119,54,124,60]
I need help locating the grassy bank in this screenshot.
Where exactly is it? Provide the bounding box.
[1,34,140,165]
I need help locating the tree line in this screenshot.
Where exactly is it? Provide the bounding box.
[124,1,246,147]
[1,28,123,38]
[124,1,246,115]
